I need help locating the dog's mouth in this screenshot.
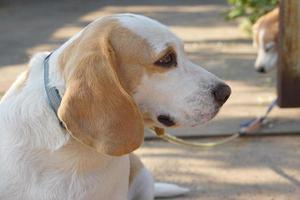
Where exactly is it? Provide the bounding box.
[156,108,220,128]
[157,114,176,127]
[157,109,219,127]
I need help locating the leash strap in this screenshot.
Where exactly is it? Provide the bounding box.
[149,127,239,148]
[239,98,277,133]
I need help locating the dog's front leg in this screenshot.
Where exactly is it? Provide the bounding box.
[128,167,154,200]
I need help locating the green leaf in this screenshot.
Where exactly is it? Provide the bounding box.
[225,0,278,34]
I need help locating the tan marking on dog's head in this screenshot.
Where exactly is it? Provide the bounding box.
[58,39,79,76]
[108,25,176,94]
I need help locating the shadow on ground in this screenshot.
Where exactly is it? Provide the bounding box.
[137,137,300,200]
[0,0,229,67]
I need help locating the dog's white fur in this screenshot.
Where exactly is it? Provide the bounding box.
[0,14,228,200]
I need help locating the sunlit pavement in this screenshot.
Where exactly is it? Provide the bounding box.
[138,136,300,200]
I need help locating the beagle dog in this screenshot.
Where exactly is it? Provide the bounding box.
[252,7,279,73]
[0,14,231,200]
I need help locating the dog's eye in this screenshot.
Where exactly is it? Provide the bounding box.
[155,52,177,67]
[265,43,274,52]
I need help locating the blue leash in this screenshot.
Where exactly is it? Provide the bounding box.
[240,99,277,133]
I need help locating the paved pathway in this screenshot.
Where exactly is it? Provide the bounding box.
[138,136,300,200]
[0,1,299,199]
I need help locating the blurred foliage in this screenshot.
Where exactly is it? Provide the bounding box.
[225,0,278,34]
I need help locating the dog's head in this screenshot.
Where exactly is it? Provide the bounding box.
[252,8,279,73]
[57,14,231,156]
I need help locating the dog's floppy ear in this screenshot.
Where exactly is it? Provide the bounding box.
[58,37,144,156]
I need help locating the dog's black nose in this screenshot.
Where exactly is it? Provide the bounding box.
[257,66,266,73]
[212,83,231,105]
[157,115,175,127]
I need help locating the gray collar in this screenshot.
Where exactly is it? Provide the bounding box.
[43,52,63,125]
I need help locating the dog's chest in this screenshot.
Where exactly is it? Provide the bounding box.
[0,148,130,200]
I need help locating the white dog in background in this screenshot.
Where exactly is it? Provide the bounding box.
[0,14,231,200]
[252,8,279,73]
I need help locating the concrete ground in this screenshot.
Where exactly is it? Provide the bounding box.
[137,137,300,200]
[0,0,299,199]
